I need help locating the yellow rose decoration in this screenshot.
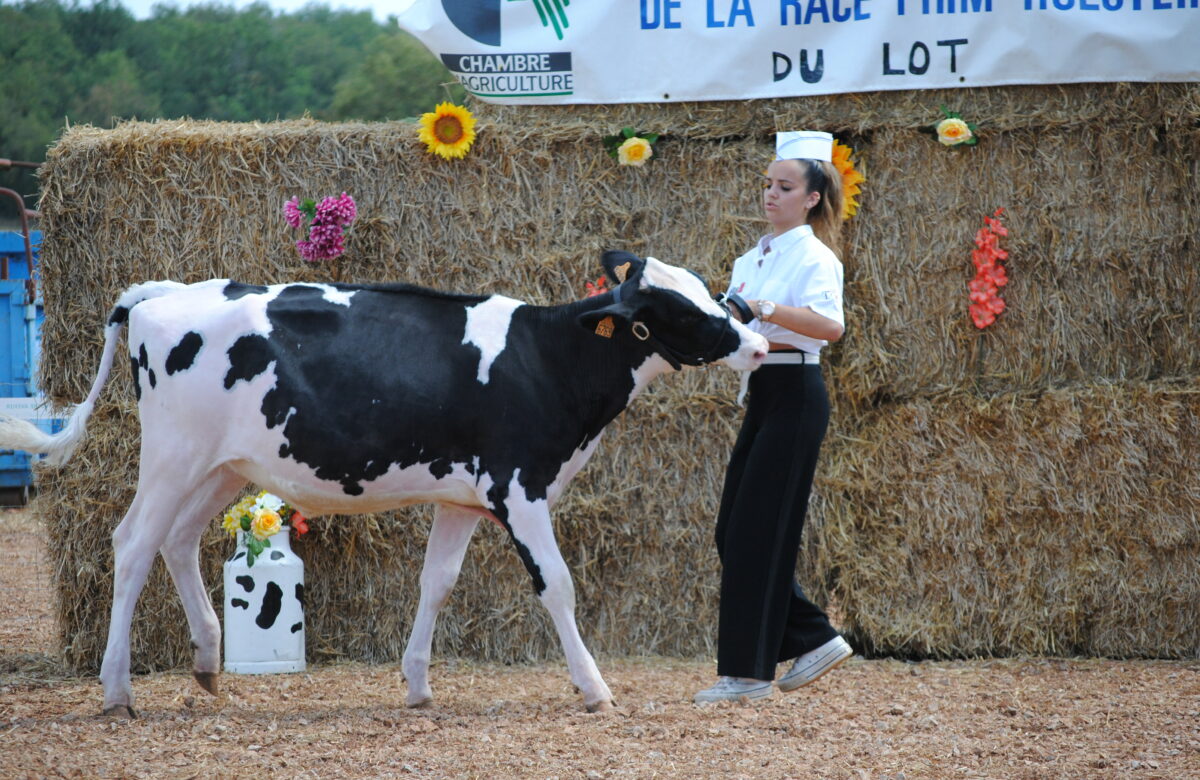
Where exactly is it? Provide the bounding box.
[617,136,654,166]
[251,508,282,541]
[936,117,973,146]
[604,127,660,166]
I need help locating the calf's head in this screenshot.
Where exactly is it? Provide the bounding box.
[579,251,768,371]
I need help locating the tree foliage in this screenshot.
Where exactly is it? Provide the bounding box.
[0,0,462,216]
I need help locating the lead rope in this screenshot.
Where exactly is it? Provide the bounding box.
[716,292,753,406]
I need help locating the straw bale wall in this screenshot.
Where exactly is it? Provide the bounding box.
[810,381,1200,659]
[32,82,1200,673]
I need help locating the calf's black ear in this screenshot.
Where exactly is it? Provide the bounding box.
[600,250,646,285]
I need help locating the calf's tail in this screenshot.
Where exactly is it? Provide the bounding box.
[0,280,187,466]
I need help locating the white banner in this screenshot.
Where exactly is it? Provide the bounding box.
[392,0,1200,105]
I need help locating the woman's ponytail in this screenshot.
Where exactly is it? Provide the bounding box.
[801,159,844,256]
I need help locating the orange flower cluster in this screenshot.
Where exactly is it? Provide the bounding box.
[968,208,1009,329]
[585,276,609,297]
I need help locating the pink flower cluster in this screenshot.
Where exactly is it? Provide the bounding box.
[284,192,356,262]
[283,198,306,230]
[968,208,1009,329]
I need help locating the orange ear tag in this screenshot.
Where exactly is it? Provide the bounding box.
[614,262,631,283]
[595,315,615,338]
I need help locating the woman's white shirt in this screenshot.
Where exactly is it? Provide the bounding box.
[726,224,844,356]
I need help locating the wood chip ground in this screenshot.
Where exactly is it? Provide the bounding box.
[1,508,1197,779]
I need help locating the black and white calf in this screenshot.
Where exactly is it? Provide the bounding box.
[0,251,767,715]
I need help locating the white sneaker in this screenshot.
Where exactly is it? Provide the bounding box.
[776,636,853,692]
[693,676,774,704]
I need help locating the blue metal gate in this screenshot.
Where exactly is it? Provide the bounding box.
[0,229,64,493]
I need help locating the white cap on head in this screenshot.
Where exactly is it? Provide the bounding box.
[775,131,833,162]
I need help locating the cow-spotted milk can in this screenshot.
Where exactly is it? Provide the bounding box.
[223,527,306,673]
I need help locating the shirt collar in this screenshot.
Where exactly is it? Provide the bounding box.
[757,223,814,258]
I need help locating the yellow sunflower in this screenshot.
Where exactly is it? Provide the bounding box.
[419,102,477,160]
[832,140,865,221]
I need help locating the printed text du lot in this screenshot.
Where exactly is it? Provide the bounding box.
[775,39,969,83]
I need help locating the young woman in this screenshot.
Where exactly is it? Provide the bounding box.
[694,131,853,704]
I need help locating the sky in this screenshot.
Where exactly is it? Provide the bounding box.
[116,0,407,23]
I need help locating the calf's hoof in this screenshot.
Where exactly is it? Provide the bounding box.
[193,670,220,696]
[406,694,433,709]
[585,699,615,713]
[101,704,138,719]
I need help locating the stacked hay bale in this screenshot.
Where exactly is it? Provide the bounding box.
[34,83,1200,673]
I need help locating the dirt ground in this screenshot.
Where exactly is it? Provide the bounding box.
[1,508,1198,779]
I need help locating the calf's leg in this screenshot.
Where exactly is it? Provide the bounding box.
[99,484,185,717]
[402,504,480,708]
[158,467,246,697]
[506,503,613,712]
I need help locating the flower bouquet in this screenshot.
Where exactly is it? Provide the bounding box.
[222,491,308,567]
